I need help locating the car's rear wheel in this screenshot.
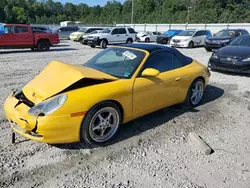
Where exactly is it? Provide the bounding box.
[185,79,204,107]
[100,40,108,49]
[126,38,133,44]
[188,41,194,48]
[145,38,150,43]
[80,101,122,145]
[37,40,50,51]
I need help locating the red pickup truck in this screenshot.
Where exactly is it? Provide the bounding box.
[0,24,59,51]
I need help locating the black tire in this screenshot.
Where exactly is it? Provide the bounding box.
[80,101,122,146]
[188,41,194,48]
[185,78,205,107]
[31,48,35,51]
[100,40,108,49]
[37,40,50,51]
[126,38,133,44]
[145,38,150,43]
[90,45,96,48]
[205,47,212,52]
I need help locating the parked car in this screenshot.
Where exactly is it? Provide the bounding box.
[4,44,210,145]
[0,24,59,51]
[85,27,136,49]
[170,30,212,48]
[55,26,79,39]
[80,30,103,45]
[204,29,249,52]
[69,27,103,42]
[156,30,183,44]
[31,25,52,33]
[208,34,250,74]
[136,31,161,42]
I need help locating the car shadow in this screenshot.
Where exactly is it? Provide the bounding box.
[54,85,224,150]
[211,69,250,77]
[0,47,77,54]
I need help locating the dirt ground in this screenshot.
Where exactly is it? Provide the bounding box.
[0,41,250,188]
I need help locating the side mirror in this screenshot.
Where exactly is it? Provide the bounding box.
[141,68,160,77]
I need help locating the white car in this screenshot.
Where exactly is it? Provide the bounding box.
[85,27,137,48]
[136,31,161,42]
[170,30,212,48]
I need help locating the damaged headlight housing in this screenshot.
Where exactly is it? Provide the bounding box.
[28,94,67,116]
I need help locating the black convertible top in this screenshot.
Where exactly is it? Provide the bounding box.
[118,43,193,65]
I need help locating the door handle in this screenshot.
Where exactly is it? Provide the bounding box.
[175,77,181,81]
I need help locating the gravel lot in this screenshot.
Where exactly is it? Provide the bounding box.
[0,41,250,188]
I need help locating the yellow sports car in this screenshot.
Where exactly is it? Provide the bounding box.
[4,44,210,145]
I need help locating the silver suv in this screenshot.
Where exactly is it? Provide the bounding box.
[85,27,137,48]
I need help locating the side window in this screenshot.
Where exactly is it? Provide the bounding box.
[119,28,127,34]
[111,28,119,35]
[15,26,28,33]
[128,28,136,34]
[152,32,157,35]
[194,31,202,37]
[143,51,181,73]
[4,26,14,33]
[60,27,66,32]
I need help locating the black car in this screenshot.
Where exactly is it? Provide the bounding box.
[205,29,249,52]
[156,30,183,44]
[208,34,250,74]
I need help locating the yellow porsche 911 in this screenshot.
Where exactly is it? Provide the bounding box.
[4,44,210,145]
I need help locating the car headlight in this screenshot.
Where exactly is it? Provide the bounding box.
[205,39,209,42]
[212,53,219,59]
[220,39,230,43]
[242,57,250,62]
[28,94,67,116]
[93,36,99,39]
[182,38,190,42]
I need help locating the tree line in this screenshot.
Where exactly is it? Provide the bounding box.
[0,0,250,24]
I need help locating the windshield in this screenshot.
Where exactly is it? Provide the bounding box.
[178,30,195,36]
[214,30,235,37]
[101,29,111,33]
[230,36,250,47]
[84,47,146,79]
[164,30,177,35]
[79,28,87,32]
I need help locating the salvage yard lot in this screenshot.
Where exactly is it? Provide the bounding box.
[0,41,250,188]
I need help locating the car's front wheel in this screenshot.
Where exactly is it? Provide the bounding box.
[100,40,108,49]
[185,78,205,107]
[188,41,194,48]
[80,101,122,145]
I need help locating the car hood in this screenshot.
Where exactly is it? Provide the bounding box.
[172,36,191,40]
[217,45,250,58]
[71,32,85,35]
[207,36,232,40]
[22,61,118,102]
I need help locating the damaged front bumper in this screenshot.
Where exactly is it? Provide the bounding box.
[4,92,84,144]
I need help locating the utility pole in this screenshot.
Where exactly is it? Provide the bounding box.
[187,6,192,23]
[131,0,134,24]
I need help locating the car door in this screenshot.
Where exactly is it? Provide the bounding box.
[151,32,158,41]
[14,26,33,46]
[133,51,183,117]
[118,28,128,43]
[109,28,120,44]
[0,25,15,46]
[192,31,204,46]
